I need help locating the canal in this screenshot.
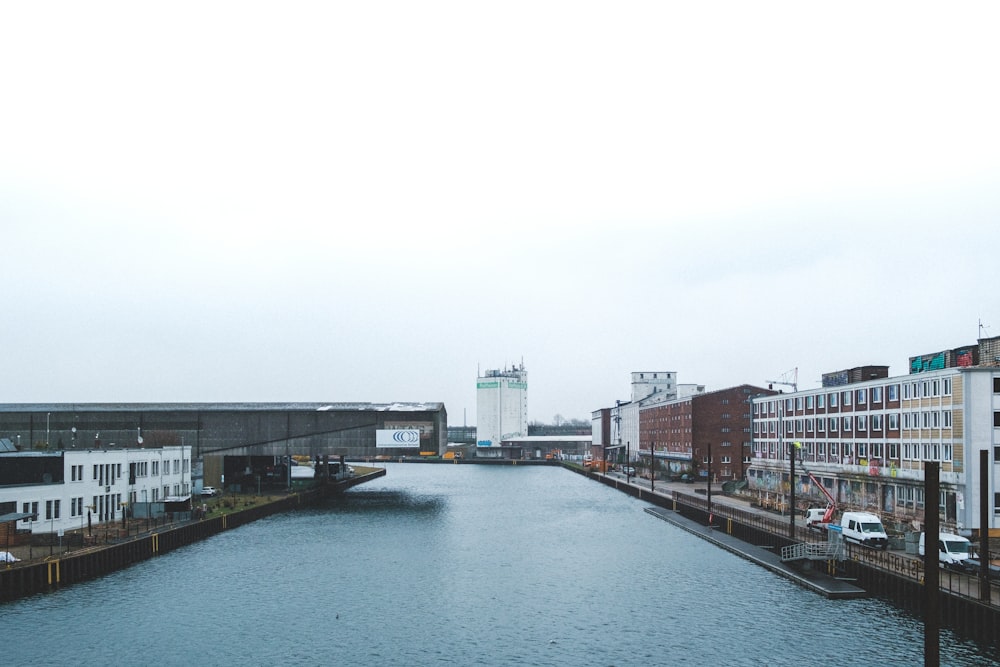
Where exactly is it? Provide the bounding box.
[6,463,1000,666]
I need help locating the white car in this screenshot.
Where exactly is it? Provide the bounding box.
[0,551,20,563]
[201,486,219,497]
[622,466,636,476]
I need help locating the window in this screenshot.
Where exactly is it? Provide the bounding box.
[20,501,38,524]
[871,386,882,403]
[818,442,826,455]
[871,414,883,431]
[857,443,867,458]
[995,411,1000,428]
[818,418,825,433]
[943,411,952,428]
[888,384,899,401]
[806,395,814,409]
[843,416,852,431]
[943,378,952,396]
[829,417,838,433]
[830,443,839,457]
[830,393,838,408]
[806,419,814,433]
[818,394,825,408]
[857,415,867,431]
[994,377,1000,393]
[857,388,866,405]
[889,413,899,430]
[795,397,803,410]
[721,456,731,464]
[842,391,851,406]
[44,499,60,520]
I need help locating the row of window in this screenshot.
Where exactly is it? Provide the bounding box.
[753,440,955,463]
[755,410,953,434]
[18,483,191,524]
[85,459,187,485]
[757,377,955,415]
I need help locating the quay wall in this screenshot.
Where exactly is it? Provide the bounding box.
[0,470,385,603]
[570,464,1000,650]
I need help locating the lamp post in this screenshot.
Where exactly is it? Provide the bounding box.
[706,442,712,525]
[649,442,654,494]
[789,438,798,540]
[626,442,631,482]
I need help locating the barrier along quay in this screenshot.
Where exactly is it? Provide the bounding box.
[0,469,385,603]
[573,464,1000,651]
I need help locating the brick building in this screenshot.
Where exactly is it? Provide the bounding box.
[639,384,776,482]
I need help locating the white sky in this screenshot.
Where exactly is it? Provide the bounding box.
[2,2,998,425]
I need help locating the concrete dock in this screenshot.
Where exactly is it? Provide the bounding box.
[643,505,866,599]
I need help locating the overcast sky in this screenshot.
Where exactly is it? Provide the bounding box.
[2,2,998,425]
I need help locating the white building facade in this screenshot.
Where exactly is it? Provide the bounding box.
[476,363,528,450]
[749,366,999,535]
[0,445,192,535]
[596,372,683,462]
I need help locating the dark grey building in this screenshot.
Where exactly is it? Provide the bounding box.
[0,402,447,488]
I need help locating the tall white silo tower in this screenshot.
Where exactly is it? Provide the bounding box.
[475,362,528,449]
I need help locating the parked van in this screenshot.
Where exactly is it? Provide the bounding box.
[919,532,974,571]
[840,511,888,550]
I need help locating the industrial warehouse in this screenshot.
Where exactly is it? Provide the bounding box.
[0,401,447,535]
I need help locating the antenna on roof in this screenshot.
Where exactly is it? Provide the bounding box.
[979,318,991,339]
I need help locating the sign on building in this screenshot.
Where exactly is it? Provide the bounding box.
[375,429,421,448]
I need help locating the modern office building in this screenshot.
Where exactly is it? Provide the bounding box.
[748,336,1000,535]
[0,445,192,538]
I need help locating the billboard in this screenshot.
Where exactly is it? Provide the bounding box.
[376,429,421,448]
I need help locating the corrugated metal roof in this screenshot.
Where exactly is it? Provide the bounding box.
[0,401,445,413]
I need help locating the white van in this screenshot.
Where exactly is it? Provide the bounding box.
[840,511,889,550]
[919,532,974,571]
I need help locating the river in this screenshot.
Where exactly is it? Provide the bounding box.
[5,463,999,666]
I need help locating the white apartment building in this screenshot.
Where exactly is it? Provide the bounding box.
[595,372,686,462]
[748,365,999,534]
[0,445,192,535]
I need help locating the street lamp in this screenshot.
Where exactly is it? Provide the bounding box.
[649,442,654,493]
[706,442,712,525]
